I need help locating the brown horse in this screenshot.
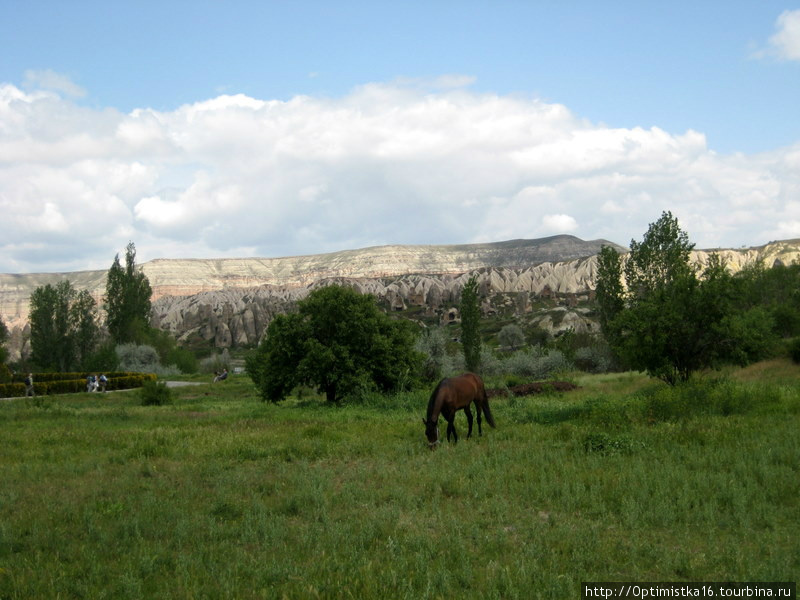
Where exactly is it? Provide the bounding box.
[423,372,495,447]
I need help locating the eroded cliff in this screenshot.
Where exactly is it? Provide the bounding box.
[2,236,799,359]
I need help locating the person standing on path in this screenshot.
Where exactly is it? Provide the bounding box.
[24,373,35,397]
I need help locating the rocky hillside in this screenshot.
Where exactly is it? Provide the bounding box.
[2,236,799,360]
[0,235,618,336]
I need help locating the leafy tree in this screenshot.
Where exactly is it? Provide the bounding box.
[105,242,153,345]
[595,245,625,348]
[460,275,481,373]
[497,323,525,350]
[624,211,694,295]
[83,341,120,372]
[142,326,198,374]
[730,261,800,338]
[29,280,100,371]
[595,211,774,385]
[73,289,100,366]
[247,285,422,403]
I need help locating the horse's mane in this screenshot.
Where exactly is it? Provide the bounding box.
[426,378,447,420]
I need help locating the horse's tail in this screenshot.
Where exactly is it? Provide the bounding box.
[482,394,496,428]
[477,380,496,428]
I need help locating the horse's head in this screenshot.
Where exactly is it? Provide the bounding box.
[422,417,440,448]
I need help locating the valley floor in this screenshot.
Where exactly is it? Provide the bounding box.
[0,364,797,598]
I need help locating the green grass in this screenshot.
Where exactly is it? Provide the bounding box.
[1,368,798,599]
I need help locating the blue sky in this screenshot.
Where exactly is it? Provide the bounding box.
[1,1,799,273]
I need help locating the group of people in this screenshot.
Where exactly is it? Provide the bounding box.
[22,372,109,396]
[86,374,109,392]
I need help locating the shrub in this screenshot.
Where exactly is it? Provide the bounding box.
[1,372,155,396]
[46,379,87,394]
[139,380,173,406]
[441,351,466,378]
[167,346,199,374]
[497,324,525,350]
[479,345,501,376]
[501,348,573,380]
[200,349,231,375]
[0,383,25,397]
[82,341,120,372]
[0,363,11,384]
[116,344,161,373]
[415,328,449,381]
[573,346,613,373]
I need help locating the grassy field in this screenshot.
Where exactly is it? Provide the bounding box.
[0,362,798,599]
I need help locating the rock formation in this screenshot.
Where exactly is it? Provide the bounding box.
[2,236,799,360]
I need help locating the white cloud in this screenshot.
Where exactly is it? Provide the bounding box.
[756,9,800,61]
[23,69,87,98]
[1,78,799,272]
[770,9,800,60]
[542,214,578,233]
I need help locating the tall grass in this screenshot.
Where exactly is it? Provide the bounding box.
[0,367,797,598]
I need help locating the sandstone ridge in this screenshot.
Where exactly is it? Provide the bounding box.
[2,236,799,359]
[1,235,620,329]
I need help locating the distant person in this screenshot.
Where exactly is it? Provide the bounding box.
[98,374,108,393]
[213,368,228,383]
[87,374,97,392]
[24,373,35,397]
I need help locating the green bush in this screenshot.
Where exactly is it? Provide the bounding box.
[497,323,525,350]
[0,383,25,397]
[139,380,173,406]
[573,346,613,373]
[1,372,156,397]
[167,346,198,374]
[82,342,120,372]
[46,379,88,395]
[501,348,572,379]
[116,343,161,372]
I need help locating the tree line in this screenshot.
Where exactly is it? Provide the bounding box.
[0,242,169,376]
[595,211,800,384]
[2,214,799,395]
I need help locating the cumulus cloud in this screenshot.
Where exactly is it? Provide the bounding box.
[756,9,800,61]
[1,78,799,273]
[542,214,578,233]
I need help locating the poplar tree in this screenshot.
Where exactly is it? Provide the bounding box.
[460,274,482,373]
[105,242,153,345]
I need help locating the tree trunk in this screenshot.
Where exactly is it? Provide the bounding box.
[325,384,337,403]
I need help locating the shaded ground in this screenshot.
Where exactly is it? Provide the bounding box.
[487,381,578,398]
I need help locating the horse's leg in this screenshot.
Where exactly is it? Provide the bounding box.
[476,400,483,436]
[464,405,474,438]
[445,411,458,443]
